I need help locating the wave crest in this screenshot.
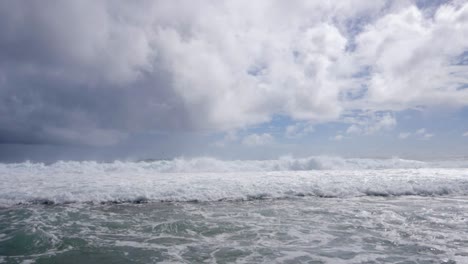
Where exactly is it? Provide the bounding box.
[1,157,468,206]
[2,156,467,173]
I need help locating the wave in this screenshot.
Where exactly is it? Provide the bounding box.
[1,157,468,206]
[2,156,468,173]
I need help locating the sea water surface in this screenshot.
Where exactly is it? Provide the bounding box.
[1,156,468,263]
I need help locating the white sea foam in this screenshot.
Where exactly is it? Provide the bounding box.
[1,157,468,206]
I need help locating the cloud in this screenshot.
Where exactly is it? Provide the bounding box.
[464,131,468,137]
[353,3,468,111]
[213,131,238,147]
[414,128,434,140]
[345,112,396,135]
[0,1,467,146]
[43,127,127,146]
[285,122,315,138]
[331,134,344,141]
[398,132,411,139]
[422,133,434,140]
[416,128,426,135]
[242,133,273,147]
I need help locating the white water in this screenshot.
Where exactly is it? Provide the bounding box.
[1,156,468,206]
[3,156,468,172]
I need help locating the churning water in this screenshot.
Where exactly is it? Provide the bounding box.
[1,157,468,263]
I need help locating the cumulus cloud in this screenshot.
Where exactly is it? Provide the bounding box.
[331,134,344,141]
[414,128,434,140]
[395,128,435,140]
[416,128,427,135]
[285,123,315,138]
[0,0,467,146]
[213,131,238,147]
[398,132,411,139]
[345,112,396,135]
[353,3,468,111]
[242,133,274,147]
[422,133,434,140]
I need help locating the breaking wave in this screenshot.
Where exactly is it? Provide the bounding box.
[3,156,468,173]
[1,156,468,206]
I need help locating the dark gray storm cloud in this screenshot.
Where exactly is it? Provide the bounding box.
[0,1,194,146]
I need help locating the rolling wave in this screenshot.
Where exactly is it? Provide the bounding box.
[2,156,468,173]
[1,156,468,206]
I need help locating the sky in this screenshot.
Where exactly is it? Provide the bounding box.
[0,0,468,162]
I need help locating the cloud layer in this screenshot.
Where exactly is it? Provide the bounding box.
[0,0,467,145]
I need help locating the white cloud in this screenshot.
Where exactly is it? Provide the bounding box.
[398,132,411,139]
[346,125,361,134]
[422,133,434,140]
[372,115,397,133]
[354,3,468,112]
[155,16,349,130]
[285,123,314,138]
[345,112,396,135]
[414,128,434,140]
[213,131,239,147]
[331,134,344,141]
[242,133,274,147]
[398,129,434,140]
[1,1,468,145]
[463,131,468,137]
[416,128,426,135]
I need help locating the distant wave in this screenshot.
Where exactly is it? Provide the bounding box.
[1,157,468,206]
[2,156,468,173]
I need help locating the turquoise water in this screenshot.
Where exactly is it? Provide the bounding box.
[1,196,467,263]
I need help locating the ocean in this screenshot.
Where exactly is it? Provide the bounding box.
[1,156,467,263]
